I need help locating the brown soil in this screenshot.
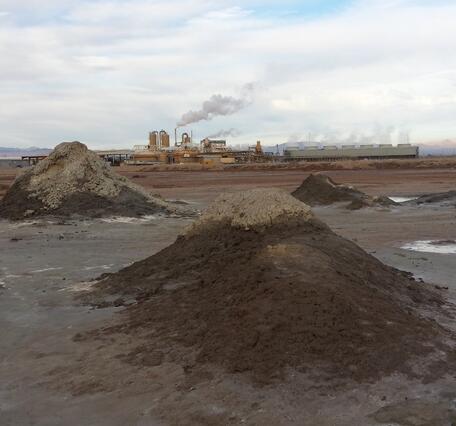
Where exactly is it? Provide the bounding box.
[0,184,166,220]
[3,164,456,207]
[122,156,456,172]
[82,190,453,385]
[292,173,397,209]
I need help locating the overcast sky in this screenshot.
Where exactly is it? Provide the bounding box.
[1,0,456,149]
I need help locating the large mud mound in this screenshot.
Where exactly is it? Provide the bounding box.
[0,142,179,220]
[86,189,452,384]
[292,173,397,209]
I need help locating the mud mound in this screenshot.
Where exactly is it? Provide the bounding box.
[410,190,456,207]
[187,188,313,233]
[0,142,182,220]
[292,173,397,209]
[84,188,453,384]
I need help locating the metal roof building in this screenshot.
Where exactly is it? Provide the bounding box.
[283,144,419,161]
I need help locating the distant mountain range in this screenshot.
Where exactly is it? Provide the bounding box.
[419,143,456,156]
[0,147,52,157]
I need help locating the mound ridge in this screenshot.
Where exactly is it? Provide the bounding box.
[187,188,314,233]
[0,142,178,220]
[292,173,397,209]
[85,189,452,384]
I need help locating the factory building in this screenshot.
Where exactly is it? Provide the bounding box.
[200,138,228,153]
[283,144,419,161]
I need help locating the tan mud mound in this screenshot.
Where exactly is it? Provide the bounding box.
[292,173,397,209]
[84,189,453,384]
[0,142,179,220]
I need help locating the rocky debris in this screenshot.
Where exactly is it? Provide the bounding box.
[0,142,188,220]
[82,189,453,385]
[292,173,397,209]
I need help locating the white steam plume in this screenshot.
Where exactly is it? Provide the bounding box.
[207,128,241,138]
[177,84,254,127]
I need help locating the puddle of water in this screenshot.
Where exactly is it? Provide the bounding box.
[401,240,456,254]
[100,215,157,224]
[30,267,63,273]
[390,197,418,203]
[63,281,96,292]
[9,220,57,229]
[83,264,114,271]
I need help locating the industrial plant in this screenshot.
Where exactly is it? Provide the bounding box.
[128,129,266,166]
[127,130,420,167]
[10,132,421,168]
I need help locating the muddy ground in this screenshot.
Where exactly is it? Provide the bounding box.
[2,166,456,205]
[1,167,456,425]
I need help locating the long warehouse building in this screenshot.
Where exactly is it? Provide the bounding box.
[283,144,419,161]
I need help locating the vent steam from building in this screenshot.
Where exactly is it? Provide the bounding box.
[177,83,254,127]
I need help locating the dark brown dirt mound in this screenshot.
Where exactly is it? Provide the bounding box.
[85,192,451,385]
[292,173,397,209]
[0,178,165,220]
[411,190,456,207]
[0,142,179,220]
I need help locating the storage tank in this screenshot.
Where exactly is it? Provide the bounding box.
[160,130,170,148]
[182,132,191,145]
[149,131,158,148]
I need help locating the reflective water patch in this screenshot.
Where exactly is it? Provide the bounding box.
[100,215,157,224]
[390,197,418,203]
[401,240,456,254]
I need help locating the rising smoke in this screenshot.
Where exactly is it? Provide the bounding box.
[177,83,254,127]
[288,126,410,145]
[207,128,241,138]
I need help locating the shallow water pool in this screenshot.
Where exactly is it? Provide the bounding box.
[401,240,456,254]
[390,196,418,203]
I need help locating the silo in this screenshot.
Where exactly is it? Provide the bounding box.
[149,131,158,148]
[160,130,170,148]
